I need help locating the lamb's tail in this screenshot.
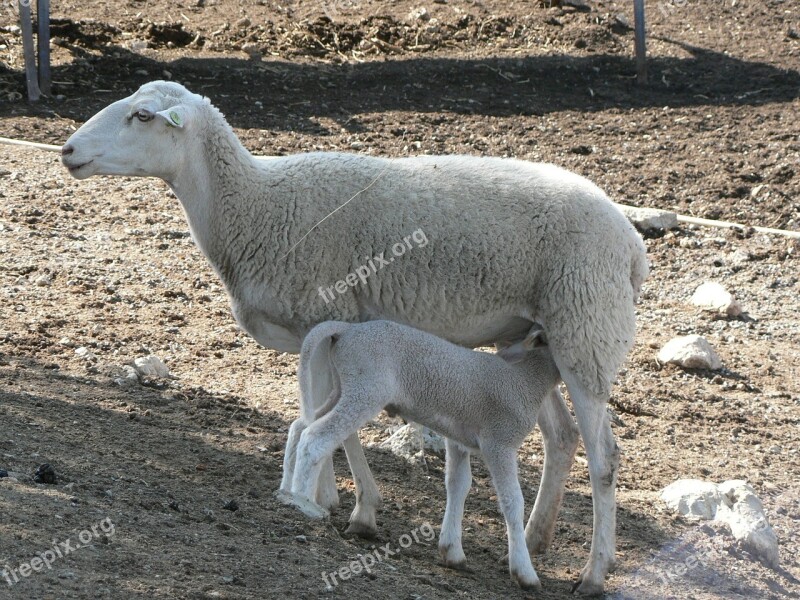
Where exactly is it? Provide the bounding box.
[298,321,352,424]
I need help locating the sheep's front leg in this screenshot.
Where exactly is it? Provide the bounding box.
[438,438,471,569]
[482,444,541,591]
[562,369,618,596]
[526,386,579,554]
[342,433,382,538]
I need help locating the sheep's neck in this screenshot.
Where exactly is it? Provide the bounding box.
[167,115,264,289]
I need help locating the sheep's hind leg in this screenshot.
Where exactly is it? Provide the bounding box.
[525,386,579,554]
[342,433,382,538]
[561,369,618,596]
[482,444,541,591]
[438,438,471,569]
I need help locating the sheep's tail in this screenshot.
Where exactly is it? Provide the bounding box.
[298,321,351,424]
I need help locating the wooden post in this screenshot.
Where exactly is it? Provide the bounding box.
[37,0,51,96]
[19,0,41,101]
[634,0,647,84]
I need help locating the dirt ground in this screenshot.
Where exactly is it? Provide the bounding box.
[1,0,799,599]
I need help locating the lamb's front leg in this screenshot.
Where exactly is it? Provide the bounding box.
[483,444,541,591]
[439,438,472,569]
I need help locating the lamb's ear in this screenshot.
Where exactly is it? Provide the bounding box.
[156,106,190,129]
[497,340,528,364]
[523,324,547,349]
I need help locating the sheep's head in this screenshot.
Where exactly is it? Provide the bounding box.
[61,81,204,181]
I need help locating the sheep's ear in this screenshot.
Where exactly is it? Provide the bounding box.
[156,106,189,129]
[497,340,528,364]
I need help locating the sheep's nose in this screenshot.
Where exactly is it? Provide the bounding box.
[61,144,74,156]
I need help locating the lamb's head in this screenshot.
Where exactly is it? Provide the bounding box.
[61,81,206,181]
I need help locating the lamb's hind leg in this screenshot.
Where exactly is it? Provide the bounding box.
[291,390,380,513]
[341,433,382,538]
[483,444,541,591]
[438,438,471,569]
[561,368,619,596]
[525,386,579,554]
[309,360,339,511]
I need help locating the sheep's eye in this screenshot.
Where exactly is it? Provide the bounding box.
[133,110,153,122]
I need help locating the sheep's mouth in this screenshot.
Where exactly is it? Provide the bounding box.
[67,160,91,172]
[64,159,93,175]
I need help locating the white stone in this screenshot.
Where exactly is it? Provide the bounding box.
[615,204,678,231]
[660,479,724,520]
[716,480,780,568]
[660,479,780,568]
[690,281,743,316]
[134,355,170,378]
[74,347,97,362]
[657,335,722,370]
[377,423,445,462]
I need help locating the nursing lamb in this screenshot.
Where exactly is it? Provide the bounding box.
[280,320,560,590]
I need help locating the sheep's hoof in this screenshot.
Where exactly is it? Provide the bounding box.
[345,521,378,539]
[441,559,472,573]
[571,572,605,596]
[511,570,542,591]
[274,489,330,520]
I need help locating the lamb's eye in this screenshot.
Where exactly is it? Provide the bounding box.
[134,110,153,122]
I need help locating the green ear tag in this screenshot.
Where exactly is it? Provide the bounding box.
[168,111,182,127]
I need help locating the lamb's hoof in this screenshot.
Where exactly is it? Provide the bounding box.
[345,521,378,539]
[274,489,330,520]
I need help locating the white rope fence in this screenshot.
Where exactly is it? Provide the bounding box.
[1,136,798,239]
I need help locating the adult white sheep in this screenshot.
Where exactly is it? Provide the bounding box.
[61,81,648,595]
[280,320,561,590]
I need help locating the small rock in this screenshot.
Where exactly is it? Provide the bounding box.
[657,335,722,370]
[661,479,723,520]
[295,535,307,543]
[615,204,678,231]
[134,355,170,378]
[235,17,250,28]
[222,499,239,511]
[0,469,8,478]
[408,7,430,21]
[34,274,52,286]
[33,463,57,484]
[690,282,743,317]
[59,337,75,347]
[377,423,445,462]
[75,347,97,362]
